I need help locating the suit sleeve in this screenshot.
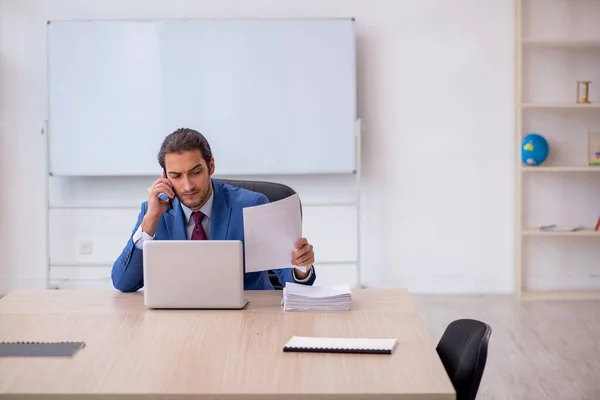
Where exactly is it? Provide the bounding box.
[253,193,316,287]
[111,202,148,292]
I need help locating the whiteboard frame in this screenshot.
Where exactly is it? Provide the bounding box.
[45,17,358,177]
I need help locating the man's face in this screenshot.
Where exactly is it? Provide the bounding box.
[164,150,214,210]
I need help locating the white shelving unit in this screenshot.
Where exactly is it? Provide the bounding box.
[516,0,600,300]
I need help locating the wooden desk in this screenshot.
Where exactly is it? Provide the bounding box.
[0,289,455,399]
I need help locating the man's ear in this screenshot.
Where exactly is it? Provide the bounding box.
[209,158,215,175]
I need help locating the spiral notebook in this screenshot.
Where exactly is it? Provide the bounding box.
[0,341,85,357]
[283,336,398,354]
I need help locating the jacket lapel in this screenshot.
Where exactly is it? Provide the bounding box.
[164,198,187,240]
[209,178,232,240]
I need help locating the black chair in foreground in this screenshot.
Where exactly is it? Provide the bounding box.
[216,178,301,290]
[436,318,492,400]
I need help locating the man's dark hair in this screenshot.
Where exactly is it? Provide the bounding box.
[158,128,213,170]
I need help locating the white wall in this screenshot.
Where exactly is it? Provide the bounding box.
[0,0,516,295]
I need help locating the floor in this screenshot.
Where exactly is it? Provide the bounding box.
[413,294,600,400]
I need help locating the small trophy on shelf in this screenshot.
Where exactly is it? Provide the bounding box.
[577,80,592,104]
[587,128,600,166]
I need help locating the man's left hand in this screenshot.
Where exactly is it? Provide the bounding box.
[292,237,314,279]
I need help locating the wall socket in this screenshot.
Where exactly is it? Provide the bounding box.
[78,241,93,255]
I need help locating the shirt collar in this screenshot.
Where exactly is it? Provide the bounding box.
[180,188,214,224]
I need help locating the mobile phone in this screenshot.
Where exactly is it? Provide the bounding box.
[162,168,173,209]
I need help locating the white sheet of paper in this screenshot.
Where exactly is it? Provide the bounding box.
[242,193,305,273]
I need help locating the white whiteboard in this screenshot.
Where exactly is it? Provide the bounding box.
[46,19,357,176]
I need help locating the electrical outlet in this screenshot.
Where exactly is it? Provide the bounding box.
[78,241,93,255]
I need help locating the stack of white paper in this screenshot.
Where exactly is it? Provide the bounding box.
[282,282,352,312]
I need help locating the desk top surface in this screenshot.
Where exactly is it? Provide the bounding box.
[0,289,454,399]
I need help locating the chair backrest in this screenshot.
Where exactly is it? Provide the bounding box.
[436,318,491,400]
[217,179,300,212]
[216,178,300,290]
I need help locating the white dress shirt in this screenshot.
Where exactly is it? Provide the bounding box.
[132,191,312,283]
[133,190,213,245]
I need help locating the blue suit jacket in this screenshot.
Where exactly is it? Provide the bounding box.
[111,178,316,292]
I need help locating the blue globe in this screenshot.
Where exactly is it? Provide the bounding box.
[522,133,549,165]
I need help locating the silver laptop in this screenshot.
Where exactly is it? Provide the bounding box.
[142,240,248,309]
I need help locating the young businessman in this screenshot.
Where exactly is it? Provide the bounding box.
[111,128,316,292]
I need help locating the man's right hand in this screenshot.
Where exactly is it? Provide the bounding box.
[141,176,174,236]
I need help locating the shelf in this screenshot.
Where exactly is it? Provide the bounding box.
[522,229,600,237]
[521,290,600,300]
[522,102,600,109]
[521,39,600,48]
[516,1,600,301]
[521,166,600,172]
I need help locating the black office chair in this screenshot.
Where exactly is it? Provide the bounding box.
[436,319,491,400]
[216,178,301,290]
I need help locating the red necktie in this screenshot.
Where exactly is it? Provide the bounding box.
[191,211,207,240]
